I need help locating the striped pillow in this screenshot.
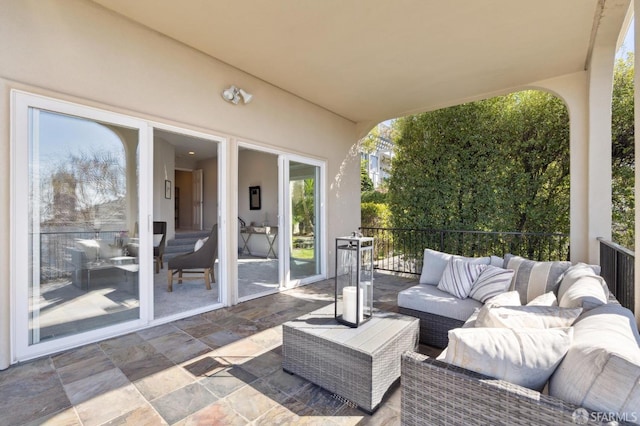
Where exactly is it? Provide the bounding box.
[504,254,572,305]
[469,265,514,303]
[437,258,487,299]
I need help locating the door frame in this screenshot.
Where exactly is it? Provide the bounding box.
[149,123,229,316]
[10,90,152,362]
[281,153,327,288]
[236,141,327,302]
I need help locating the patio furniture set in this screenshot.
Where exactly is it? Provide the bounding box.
[282,247,640,425]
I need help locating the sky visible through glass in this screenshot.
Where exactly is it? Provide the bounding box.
[617,18,635,59]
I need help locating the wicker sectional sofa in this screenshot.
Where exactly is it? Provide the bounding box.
[397,250,640,425]
[397,249,503,348]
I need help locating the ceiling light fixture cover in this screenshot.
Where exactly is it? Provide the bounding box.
[222,85,252,105]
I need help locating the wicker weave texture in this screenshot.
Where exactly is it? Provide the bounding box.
[398,307,464,348]
[283,311,419,412]
[400,351,635,426]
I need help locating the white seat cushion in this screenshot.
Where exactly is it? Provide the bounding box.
[397,284,483,322]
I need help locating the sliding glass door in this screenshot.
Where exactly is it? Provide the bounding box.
[288,160,322,281]
[236,146,325,298]
[13,92,150,360]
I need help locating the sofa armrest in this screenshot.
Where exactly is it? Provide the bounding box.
[401,351,628,426]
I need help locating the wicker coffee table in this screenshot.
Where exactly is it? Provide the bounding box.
[282,305,419,413]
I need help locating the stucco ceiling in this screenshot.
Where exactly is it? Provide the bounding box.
[92,0,610,124]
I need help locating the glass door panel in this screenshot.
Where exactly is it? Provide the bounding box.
[152,129,222,317]
[289,161,321,280]
[27,109,140,345]
[237,147,280,300]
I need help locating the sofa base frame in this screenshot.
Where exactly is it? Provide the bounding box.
[398,306,464,348]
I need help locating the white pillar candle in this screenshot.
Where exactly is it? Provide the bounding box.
[343,286,363,324]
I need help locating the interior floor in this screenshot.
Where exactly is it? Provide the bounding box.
[32,256,320,340]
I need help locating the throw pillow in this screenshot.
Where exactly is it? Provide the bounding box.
[445,327,574,391]
[484,290,522,307]
[559,275,608,310]
[468,265,514,303]
[527,291,558,306]
[194,237,208,252]
[75,239,100,260]
[557,263,609,303]
[504,254,572,304]
[437,258,487,299]
[475,305,582,329]
[490,255,504,267]
[419,248,491,285]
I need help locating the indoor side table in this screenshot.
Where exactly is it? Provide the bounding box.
[282,304,419,413]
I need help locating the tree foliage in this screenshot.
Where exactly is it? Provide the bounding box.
[388,90,570,241]
[612,53,635,249]
[360,159,374,192]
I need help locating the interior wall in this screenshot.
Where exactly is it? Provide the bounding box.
[198,157,219,231]
[175,170,193,230]
[238,150,278,228]
[153,137,176,240]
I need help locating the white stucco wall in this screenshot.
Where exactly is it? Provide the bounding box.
[0,0,359,368]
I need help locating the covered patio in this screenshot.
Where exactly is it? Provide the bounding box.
[1,0,640,424]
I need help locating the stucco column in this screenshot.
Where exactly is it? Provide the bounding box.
[586,45,615,264]
[535,72,589,263]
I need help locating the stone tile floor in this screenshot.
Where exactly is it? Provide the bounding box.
[0,272,440,425]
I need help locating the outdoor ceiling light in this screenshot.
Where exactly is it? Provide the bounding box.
[221,85,253,105]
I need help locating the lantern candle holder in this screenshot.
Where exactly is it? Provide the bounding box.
[334,234,374,327]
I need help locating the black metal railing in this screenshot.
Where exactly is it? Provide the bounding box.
[359,227,570,275]
[40,230,125,281]
[598,238,635,312]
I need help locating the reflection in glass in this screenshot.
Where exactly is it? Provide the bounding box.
[29,110,139,345]
[289,161,320,280]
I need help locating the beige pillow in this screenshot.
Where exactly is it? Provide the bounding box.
[527,291,557,306]
[475,305,582,329]
[445,327,573,391]
[558,263,608,303]
[484,290,521,307]
[504,254,571,304]
[557,263,604,298]
[559,275,608,311]
[76,239,100,260]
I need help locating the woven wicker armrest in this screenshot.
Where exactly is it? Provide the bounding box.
[400,351,632,426]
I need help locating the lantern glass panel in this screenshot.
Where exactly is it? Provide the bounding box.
[335,236,374,327]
